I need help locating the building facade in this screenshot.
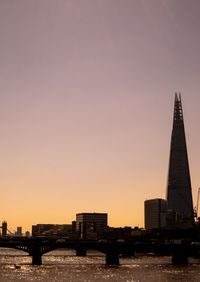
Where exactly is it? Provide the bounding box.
[2,221,7,238]
[144,199,167,230]
[16,227,22,236]
[32,224,73,238]
[76,213,108,239]
[166,93,194,228]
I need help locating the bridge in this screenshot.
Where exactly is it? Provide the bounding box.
[1,237,200,265]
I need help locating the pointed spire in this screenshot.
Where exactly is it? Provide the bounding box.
[166,93,194,228]
[173,92,183,121]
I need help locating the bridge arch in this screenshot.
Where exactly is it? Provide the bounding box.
[0,245,29,255]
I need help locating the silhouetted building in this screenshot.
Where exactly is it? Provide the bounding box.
[76,213,108,239]
[25,231,30,237]
[16,227,22,236]
[104,226,145,240]
[104,226,132,240]
[71,221,76,239]
[2,221,7,238]
[32,224,73,238]
[144,199,167,229]
[166,93,194,228]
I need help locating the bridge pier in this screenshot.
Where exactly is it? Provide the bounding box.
[105,242,120,265]
[76,248,86,256]
[172,252,188,265]
[171,245,188,265]
[32,253,42,265]
[28,241,43,265]
[121,246,135,257]
[106,252,119,265]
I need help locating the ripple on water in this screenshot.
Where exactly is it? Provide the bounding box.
[1,249,200,282]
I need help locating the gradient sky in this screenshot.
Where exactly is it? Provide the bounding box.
[0,0,200,233]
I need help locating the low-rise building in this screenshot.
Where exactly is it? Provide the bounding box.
[76,213,108,239]
[32,224,73,238]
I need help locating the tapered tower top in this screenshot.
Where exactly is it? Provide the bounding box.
[166,93,194,228]
[174,92,183,121]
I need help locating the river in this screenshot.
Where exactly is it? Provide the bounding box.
[0,248,200,281]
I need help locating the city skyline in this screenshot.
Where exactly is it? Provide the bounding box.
[0,1,200,231]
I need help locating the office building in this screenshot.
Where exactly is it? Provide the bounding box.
[76,213,108,239]
[144,199,167,230]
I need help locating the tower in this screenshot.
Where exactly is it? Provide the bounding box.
[166,93,194,228]
[2,221,7,238]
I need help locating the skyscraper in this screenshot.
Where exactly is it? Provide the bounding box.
[166,93,194,228]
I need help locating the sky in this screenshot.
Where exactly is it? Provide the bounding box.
[0,0,200,233]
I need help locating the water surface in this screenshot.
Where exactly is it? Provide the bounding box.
[0,248,200,281]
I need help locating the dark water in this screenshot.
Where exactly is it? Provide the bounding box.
[0,248,200,282]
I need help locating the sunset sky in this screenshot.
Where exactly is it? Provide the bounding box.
[0,0,200,233]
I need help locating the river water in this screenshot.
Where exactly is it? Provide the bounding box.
[0,248,200,281]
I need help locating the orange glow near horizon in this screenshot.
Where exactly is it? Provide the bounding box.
[0,1,200,233]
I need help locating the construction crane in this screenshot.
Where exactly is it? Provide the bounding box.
[194,187,200,221]
[197,188,200,218]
